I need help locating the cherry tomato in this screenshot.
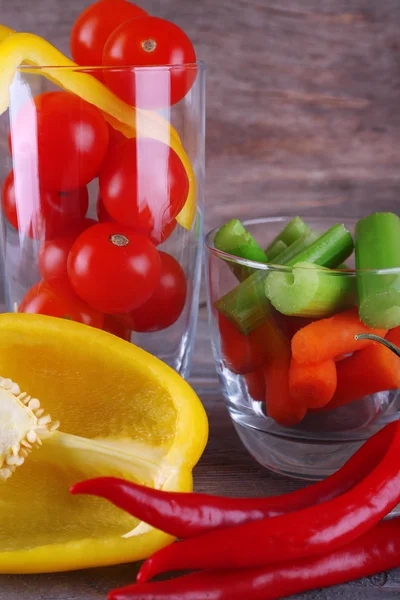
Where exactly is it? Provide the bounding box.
[122,251,186,332]
[19,278,104,329]
[64,217,99,238]
[2,170,89,239]
[67,222,161,313]
[38,236,76,280]
[103,16,197,108]
[107,123,126,148]
[10,92,109,191]
[103,314,132,341]
[99,138,188,240]
[97,193,177,246]
[244,369,266,402]
[96,194,115,224]
[70,0,147,66]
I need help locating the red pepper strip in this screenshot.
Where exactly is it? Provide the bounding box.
[109,516,400,600]
[137,420,400,583]
[70,423,392,539]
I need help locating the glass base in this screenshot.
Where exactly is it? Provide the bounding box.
[231,418,366,481]
[224,370,400,481]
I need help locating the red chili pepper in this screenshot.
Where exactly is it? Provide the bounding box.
[108,516,400,600]
[70,423,392,539]
[136,420,400,583]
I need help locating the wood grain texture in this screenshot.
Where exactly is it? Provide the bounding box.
[2,0,400,230]
[1,2,400,598]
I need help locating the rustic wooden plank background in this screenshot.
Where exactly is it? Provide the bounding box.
[1,2,400,599]
[3,0,400,230]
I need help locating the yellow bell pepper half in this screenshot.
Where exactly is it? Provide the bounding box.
[0,30,197,229]
[0,313,208,573]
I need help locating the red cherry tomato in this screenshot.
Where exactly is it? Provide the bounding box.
[244,369,266,402]
[10,92,109,191]
[96,194,115,224]
[218,314,274,375]
[99,138,188,239]
[70,0,147,67]
[64,217,99,238]
[2,170,89,239]
[67,222,161,313]
[103,314,132,341]
[97,193,177,245]
[103,16,197,108]
[122,251,186,332]
[38,236,76,280]
[107,123,126,148]
[19,278,104,329]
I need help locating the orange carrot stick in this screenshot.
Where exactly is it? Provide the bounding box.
[264,357,307,426]
[244,368,266,402]
[289,358,337,409]
[291,308,387,365]
[322,342,400,411]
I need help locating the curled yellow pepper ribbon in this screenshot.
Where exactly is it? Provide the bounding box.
[0,31,197,229]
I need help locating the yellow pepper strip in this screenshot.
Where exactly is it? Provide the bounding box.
[0,31,197,229]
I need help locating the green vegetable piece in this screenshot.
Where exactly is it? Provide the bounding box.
[265,217,311,254]
[214,219,268,262]
[273,231,319,265]
[284,224,354,268]
[215,271,271,335]
[267,240,287,261]
[356,212,400,329]
[266,262,357,318]
[215,224,354,333]
[214,219,268,281]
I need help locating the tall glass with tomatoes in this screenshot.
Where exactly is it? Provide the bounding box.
[0,3,205,377]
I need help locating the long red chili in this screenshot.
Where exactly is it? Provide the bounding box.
[70,423,392,539]
[108,516,400,600]
[137,420,400,583]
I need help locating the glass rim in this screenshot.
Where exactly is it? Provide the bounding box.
[205,215,400,276]
[17,60,207,73]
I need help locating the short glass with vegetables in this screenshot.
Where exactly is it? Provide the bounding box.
[206,213,400,479]
[0,7,205,377]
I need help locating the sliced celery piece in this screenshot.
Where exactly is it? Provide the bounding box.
[284,224,354,268]
[266,262,357,317]
[273,231,319,265]
[265,217,311,254]
[356,212,400,329]
[214,219,268,281]
[215,224,354,333]
[215,271,270,335]
[268,240,287,261]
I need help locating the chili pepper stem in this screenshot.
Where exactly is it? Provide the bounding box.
[355,333,400,357]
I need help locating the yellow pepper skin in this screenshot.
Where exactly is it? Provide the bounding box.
[0,25,15,43]
[0,31,197,229]
[0,313,208,573]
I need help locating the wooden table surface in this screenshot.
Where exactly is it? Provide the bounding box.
[0,312,398,600]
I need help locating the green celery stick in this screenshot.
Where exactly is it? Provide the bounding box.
[215,271,272,334]
[214,219,268,262]
[265,261,357,317]
[356,212,400,329]
[215,224,354,333]
[214,219,268,281]
[284,224,354,268]
[265,217,311,254]
[267,240,287,261]
[272,231,319,265]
